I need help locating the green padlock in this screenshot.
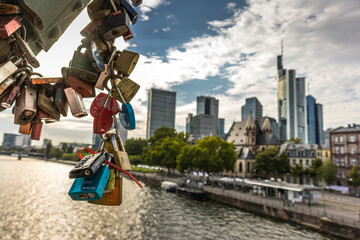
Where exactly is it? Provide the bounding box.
[68,45,99,83]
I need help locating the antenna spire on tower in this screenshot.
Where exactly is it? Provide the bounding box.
[281,39,283,56]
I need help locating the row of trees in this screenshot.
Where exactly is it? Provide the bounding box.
[253,146,339,185]
[125,127,237,174]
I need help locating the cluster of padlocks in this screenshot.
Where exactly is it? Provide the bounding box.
[0,0,143,206]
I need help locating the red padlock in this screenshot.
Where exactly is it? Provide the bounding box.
[67,75,95,98]
[31,122,43,140]
[90,93,119,117]
[0,16,21,38]
[93,108,113,134]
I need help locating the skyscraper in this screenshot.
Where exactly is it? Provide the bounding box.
[2,133,31,148]
[186,113,194,135]
[277,48,308,143]
[241,97,263,122]
[218,118,225,139]
[146,88,176,139]
[192,96,219,140]
[307,95,324,145]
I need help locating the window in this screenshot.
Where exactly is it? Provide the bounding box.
[299,159,303,166]
[335,159,339,166]
[311,152,315,157]
[297,106,304,112]
[293,159,296,165]
[239,127,242,130]
[239,162,243,172]
[335,147,339,154]
[340,159,345,166]
[287,151,290,156]
[306,160,309,166]
[326,152,328,158]
[351,159,357,166]
[350,135,355,142]
[247,162,250,173]
[337,171,340,178]
[335,136,339,143]
[236,133,238,136]
[340,136,344,142]
[350,146,356,154]
[340,147,344,154]
[293,177,297,184]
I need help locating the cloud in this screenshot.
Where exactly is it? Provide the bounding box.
[131,0,360,135]
[162,27,171,32]
[138,0,169,21]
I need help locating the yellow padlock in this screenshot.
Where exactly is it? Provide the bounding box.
[114,50,139,76]
[111,77,140,103]
[88,176,123,206]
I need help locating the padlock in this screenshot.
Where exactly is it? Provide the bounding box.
[0,37,15,63]
[130,0,142,7]
[80,19,104,38]
[103,169,116,193]
[14,88,37,125]
[119,102,136,130]
[68,45,99,83]
[100,10,130,40]
[19,123,31,135]
[36,108,52,121]
[92,31,112,62]
[0,3,22,15]
[88,175,122,206]
[1,74,27,108]
[14,32,40,68]
[0,76,17,96]
[90,92,119,117]
[109,131,132,170]
[93,107,114,134]
[123,28,134,41]
[69,151,110,179]
[37,93,61,121]
[54,88,68,117]
[111,77,140,103]
[67,75,95,98]
[0,61,18,84]
[114,50,139,76]
[68,164,110,201]
[119,0,138,24]
[30,121,43,140]
[63,87,88,118]
[0,16,21,38]
[31,77,63,85]
[95,64,110,90]
[87,0,107,21]
[89,40,105,72]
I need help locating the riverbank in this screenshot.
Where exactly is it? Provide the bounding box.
[131,171,360,240]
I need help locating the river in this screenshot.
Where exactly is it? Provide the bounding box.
[0,157,336,240]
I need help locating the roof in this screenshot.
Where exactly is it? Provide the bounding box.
[261,118,272,132]
[226,121,247,145]
[257,134,281,145]
[245,179,321,192]
[245,114,256,130]
[238,147,255,159]
[331,125,360,133]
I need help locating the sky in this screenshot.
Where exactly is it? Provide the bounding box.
[0,0,359,146]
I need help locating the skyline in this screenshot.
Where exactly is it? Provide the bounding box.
[0,0,359,145]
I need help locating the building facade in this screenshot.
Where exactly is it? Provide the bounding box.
[330,124,360,185]
[186,113,194,135]
[306,95,324,145]
[226,115,281,178]
[2,133,31,148]
[218,118,225,139]
[241,97,263,122]
[277,52,308,143]
[146,88,176,139]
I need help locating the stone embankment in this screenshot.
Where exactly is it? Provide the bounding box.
[131,171,360,240]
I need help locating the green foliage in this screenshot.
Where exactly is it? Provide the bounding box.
[62,152,91,161]
[177,136,237,173]
[285,138,303,144]
[254,147,290,178]
[291,164,304,177]
[308,158,323,178]
[46,142,52,156]
[131,166,160,173]
[125,138,148,156]
[320,161,338,185]
[129,155,145,166]
[347,166,360,188]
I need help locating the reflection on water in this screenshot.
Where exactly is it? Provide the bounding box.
[0,157,335,240]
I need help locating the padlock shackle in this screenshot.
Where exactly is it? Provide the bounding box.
[77,147,142,189]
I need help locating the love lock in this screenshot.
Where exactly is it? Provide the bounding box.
[119,102,135,130]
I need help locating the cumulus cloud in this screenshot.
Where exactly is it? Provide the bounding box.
[138,0,169,21]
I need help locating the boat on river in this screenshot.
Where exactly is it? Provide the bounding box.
[161,181,178,192]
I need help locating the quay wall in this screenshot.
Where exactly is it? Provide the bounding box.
[131,172,360,240]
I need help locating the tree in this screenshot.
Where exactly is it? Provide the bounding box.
[320,161,338,185]
[177,136,237,174]
[253,147,290,178]
[61,143,68,153]
[125,138,148,156]
[308,158,323,179]
[347,166,360,189]
[285,138,303,144]
[46,142,52,158]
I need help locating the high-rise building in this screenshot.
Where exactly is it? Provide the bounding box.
[307,95,324,145]
[146,88,176,139]
[218,118,225,139]
[277,48,308,143]
[192,96,219,140]
[2,133,31,148]
[241,97,263,122]
[186,113,194,135]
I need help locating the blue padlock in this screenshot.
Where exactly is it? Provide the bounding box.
[68,164,110,201]
[119,103,135,130]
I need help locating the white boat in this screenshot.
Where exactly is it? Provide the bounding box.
[161,181,178,192]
